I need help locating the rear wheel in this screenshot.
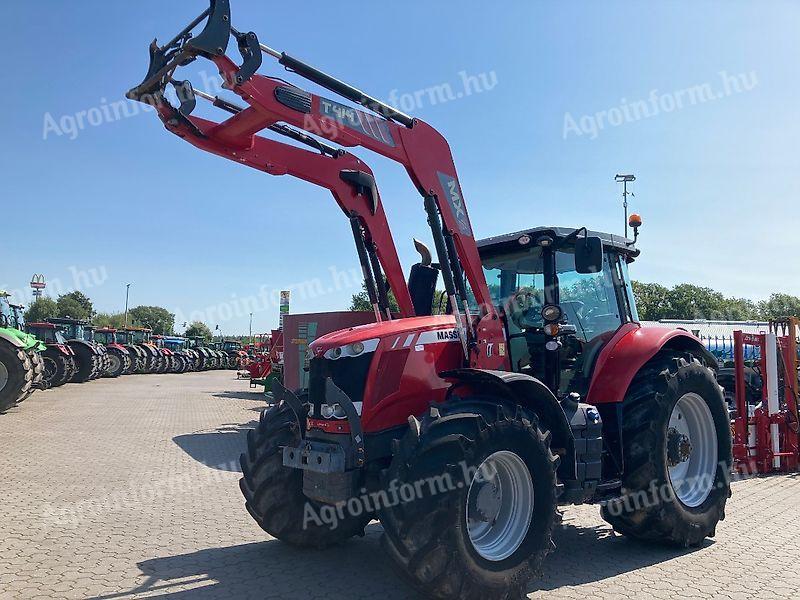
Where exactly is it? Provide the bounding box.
[601,352,732,547]
[18,350,44,402]
[69,345,96,383]
[0,341,32,412]
[42,348,72,388]
[105,348,129,378]
[239,402,370,547]
[379,401,560,599]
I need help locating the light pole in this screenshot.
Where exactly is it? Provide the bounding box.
[124,283,132,326]
[614,174,636,238]
[249,312,253,345]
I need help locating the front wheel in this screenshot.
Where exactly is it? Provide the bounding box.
[379,401,560,599]
[239,402,369,547]
[601,352,732,547]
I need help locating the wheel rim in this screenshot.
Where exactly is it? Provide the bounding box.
[0,361,8,392]
[108,354,121,373]
[667,392,718,508]
[466,450,534,562]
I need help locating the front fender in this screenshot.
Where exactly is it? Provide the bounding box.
[443,368,576,480]
[587,323,715,405]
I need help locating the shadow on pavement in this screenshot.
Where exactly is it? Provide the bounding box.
[103,525,421,600]
[211,390,269,401]
[100,516,711,600]
[172,423,256,473]
[531,519,709,592]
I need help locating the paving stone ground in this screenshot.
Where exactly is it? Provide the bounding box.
[0,371,797,599]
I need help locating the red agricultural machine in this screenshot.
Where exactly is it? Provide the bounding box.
[731,318,799,475]
[45,318,105,383]
[130,4,733,597]
[92,327,135,377]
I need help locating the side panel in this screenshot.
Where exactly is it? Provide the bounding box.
[586,324,710,404]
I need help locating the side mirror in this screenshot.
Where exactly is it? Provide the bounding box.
[575,236,603,274]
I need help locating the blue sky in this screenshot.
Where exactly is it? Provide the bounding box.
[3,1,798,334]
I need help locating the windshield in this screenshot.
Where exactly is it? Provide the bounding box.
[480,247,626,342]
[0,298,12,326]
[95,331,114,344]
[223,341,240,351]
[130,330,149,343]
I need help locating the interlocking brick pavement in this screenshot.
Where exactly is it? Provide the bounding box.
[0,371,797,599]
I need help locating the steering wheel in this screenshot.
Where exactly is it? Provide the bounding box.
[505,289,542,330]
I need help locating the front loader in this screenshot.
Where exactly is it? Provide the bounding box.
[130,5,732,597]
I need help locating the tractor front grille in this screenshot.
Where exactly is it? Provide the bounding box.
[308,354,373,417]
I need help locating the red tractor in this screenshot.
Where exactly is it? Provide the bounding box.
[93,327,134,377]
[130,5,732,597]
[45,318,105,383]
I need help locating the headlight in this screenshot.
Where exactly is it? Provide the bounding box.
[541,304,562,322]
[319,403,347,419]
[349,342,365,355]
[331,346,342,359]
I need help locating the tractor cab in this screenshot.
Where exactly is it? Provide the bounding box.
[25,322,68,345]
[124,327,153,345]
[47,317,90,342]
[163,336,186,351]
[94,328,117,345]
[0,293,14,328]
[476,226,640,398]
[223,340,242,352]
[9,304,26,330]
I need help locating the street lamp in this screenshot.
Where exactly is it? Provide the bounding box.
[249,312,253,345]
[614,174,636,238]
[124,283,132,326]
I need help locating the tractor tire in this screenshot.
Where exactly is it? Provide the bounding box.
[379,400,560,600]
[89,354,105,380]
[69,345,97,384]
[104,348,130,378]
[42,348,73,388]
[239,402,370,548]
[17,350,44,402]
[600,352,732,548]
[0,341,33,413]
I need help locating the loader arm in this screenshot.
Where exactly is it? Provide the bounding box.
[127,0,507,368]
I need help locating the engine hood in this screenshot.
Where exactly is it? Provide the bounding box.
[309,315,457,356]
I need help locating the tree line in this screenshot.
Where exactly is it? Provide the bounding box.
[23,292,214,340]
[632,282,798,322]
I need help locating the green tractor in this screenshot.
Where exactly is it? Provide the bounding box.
[0,292,45,412]
[23,322,78,389]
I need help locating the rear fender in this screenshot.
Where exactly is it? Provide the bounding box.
[107,343,129,354]
[0,330,25,348]
[442,368,576,480]
[66,339,100,355]
[587,323,717,405]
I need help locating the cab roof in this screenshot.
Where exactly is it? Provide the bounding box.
[477,226,639,257]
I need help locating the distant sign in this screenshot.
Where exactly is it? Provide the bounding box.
[30,274,46,298]
[279,290,290,329]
